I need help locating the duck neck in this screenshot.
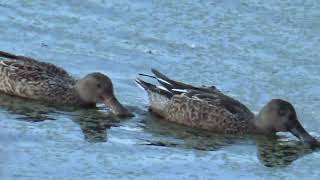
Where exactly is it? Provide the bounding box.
[250,116,275,135]
[60,85,94,107]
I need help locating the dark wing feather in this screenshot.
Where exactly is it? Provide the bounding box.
[135,78,173,98]
[151,68,219,94]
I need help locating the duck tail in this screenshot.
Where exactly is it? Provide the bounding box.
[138,69,195,95]
[135,78,173,116]
[139,71,173,90]
[135,78,173,98]
[0,51,34,61]
[151,68,198,91]
[138,69,182,92]
[0,51,19,59]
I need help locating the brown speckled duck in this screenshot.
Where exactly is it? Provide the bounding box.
[136,69,319,147]
[0,51,132,117]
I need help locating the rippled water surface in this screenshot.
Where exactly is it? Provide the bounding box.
[1,0,320,179]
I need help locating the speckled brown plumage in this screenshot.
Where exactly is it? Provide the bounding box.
[165,94,253,135]
[136,69,319,147]
[136,70,254,135]
[0,51,132,116]
[0,52,79,105]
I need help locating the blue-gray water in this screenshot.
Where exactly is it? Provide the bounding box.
[1,0,320,179]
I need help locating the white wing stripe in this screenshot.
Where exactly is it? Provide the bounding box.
[172,89,188,93]
[156,78,171,85]
[156,85,171,93]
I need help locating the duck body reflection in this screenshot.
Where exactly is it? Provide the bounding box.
[0,92,122,143]
[141,113,317,167]
[0,92,317,167]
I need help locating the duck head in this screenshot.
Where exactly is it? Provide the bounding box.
[255,99,319,148]
[76,72,133,117]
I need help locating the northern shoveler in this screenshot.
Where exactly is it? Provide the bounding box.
[135,69,319,147]
[0,51,132,117]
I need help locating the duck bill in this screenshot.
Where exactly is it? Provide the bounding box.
[101,94,133,117]
[289,121,319,148]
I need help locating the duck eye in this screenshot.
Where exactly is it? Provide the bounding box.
[278,109,287,116]
[97,84,101,88]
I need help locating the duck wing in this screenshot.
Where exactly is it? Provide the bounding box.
[0,51,76,101]
[0,51,73,82]
[150,69,252,116]
[183,89,254,120]
[136,69,254,124]
[150,68,219,93]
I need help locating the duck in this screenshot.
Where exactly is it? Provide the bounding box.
[135,69,319,147]
[0,51,132,117]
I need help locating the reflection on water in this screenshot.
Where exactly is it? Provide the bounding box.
[73,109,117,143]
[141,113,246,150]
[141,113,318,167]
[0,93,57,121]
[256,137,314,167]
[0,93,119,143]
[2,91,315,167]
[1,92,317,167]
[1,0,320,179]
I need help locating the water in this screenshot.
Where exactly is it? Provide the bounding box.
[1,0,320,179]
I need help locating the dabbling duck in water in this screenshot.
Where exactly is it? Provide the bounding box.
[0,51,132,117]
[136,69,319,147]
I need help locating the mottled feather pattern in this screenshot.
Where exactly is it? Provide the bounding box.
[0,51,133,116]
[1,58,73,82]
[0,57,80,105]
[137,69,256,135]
[164,93,253,135]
